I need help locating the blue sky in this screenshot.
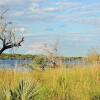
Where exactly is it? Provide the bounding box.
[0,0,100,56]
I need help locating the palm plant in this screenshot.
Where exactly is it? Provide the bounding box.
[10,80,40,100]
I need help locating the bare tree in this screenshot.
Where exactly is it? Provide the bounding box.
[29,40,66,70]
[42,42,59,68]
[0,10,24,54]
[30,41,60,69]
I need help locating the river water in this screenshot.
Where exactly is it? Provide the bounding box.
[0,59,32,71]
[0,59,86,69]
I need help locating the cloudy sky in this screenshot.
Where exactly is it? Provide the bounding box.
[0,0,100,56]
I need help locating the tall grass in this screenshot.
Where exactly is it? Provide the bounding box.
[0,66,100,100]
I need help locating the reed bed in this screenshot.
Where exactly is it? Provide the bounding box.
[0,66,100,100]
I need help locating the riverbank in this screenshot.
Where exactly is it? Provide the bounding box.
[0,53,83,60]
[0,53,35,60]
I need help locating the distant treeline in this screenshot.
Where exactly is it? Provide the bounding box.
[0,53,83,61]
[0,54,36,60]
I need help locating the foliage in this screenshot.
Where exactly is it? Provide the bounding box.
[0,54,36,60]
[0,79,40,100]
[33,55,46,65]
[10,80,39,100]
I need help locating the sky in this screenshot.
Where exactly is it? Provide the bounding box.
[0,0,100,56]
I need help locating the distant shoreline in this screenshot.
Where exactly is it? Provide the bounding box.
[0,53,83,61]
[0,53,35,60]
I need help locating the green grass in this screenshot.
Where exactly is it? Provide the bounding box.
[0,66,100,100]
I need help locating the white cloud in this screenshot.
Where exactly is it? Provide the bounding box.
[3,0,100,33]
[55,1,81,9]
[0,0,23,5]
[43,7,59,12]
[29,1,81,14]
[79,18,100,26]
[12,27,25,33]
[14,11,25,17]
[32,0,45,3]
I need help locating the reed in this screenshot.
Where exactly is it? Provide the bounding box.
[0,66,100,100]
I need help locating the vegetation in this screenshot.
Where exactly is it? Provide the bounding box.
[0,10,24,54]
[86,50,100,64]
[0,53,37,60]
[0,66,100,100]
[0,7,100,100]
[0,53,84,60]
[0,50,100,100]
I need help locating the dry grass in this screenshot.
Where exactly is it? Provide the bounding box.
[0,66,100,100]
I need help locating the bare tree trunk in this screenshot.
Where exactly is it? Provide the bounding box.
[0,48,5,55]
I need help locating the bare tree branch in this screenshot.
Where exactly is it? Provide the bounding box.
[0,9,24,54]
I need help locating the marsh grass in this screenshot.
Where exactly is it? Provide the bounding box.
[0,66,100,100]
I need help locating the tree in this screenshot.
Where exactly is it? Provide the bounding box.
[42,42,59,68]
[30,41,60,69]
[0,9,24,54]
